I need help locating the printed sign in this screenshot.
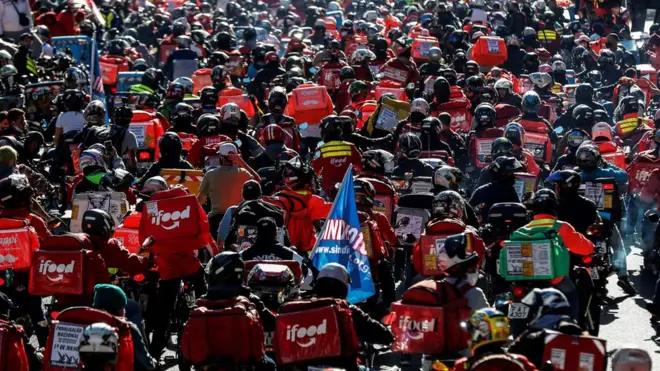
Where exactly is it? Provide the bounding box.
[505,241,552,278]
[487,38,500,53]
[583,183,605,209]
[477,139,494,156]
[395,213,424,239]
[129,124,147,148]
[49,322,85,368]
[550,348,566,370]
[375,107,399,131]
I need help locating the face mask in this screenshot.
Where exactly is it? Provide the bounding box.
[466,272,479,286]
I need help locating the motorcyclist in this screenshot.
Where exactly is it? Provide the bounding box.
[548,170,599,236]
[576,144,636,295]
[476,137,514,188]
[311,115,362,195]
[504,122,542,176]
[495,78,522,108]
[508,288,584,370]
[379,38,420,89]
[90,284,158,370]
[138,133,193,189]
[53,89,86,147]
[392,133,434,178]
[169,103,198,135]
[250,124,298,170]
[248,52,286,105]
[164,35,199,81]
[614,96,654,148]
[418,47,444,85]
[240,216,308,267]
[454,309,537,371]
[318,39,349,94]
[312,263,394,370]
[470,156,524,223]
[350,49,377,82]
[515,91,558,145]
[128,68,163,96]
[158,82,185,122]
[255,88,300,152]
[521,189,594,318]
[555,84,607,130]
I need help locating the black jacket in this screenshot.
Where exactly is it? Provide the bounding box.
[469,181,521,223]
[392,158,435,178]
[138,154,193,189]
[247,64,286,103]
[557,193,599,235]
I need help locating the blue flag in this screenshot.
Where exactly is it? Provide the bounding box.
[311,165,375,304]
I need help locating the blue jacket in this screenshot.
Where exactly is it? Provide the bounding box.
[579,163,628,187]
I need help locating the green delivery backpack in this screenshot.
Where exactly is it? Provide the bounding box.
[499,219,571,281]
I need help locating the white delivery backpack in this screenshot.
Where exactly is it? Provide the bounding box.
[70,192,129,233]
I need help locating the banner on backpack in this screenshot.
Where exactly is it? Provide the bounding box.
[49,322,85,368]
[311,165,375,304]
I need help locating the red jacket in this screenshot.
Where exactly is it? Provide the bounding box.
[311,140,362,195]
[186,134,232,168]
[88,235,150,276]
[379,57,420,87]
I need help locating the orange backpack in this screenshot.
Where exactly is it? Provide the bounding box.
[471,37,507,66]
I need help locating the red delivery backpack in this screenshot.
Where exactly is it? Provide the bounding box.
[273,298,359,365]
[140,188,208,254]
[541,331,607,371]
[0,319,29,371]
[413,219,467,277]
[361,177,397,220]
[29,234,109,296]
[181,296,265,366]
[42,307,134,371]
[265,191,316,253]
[358,211,388,263]
[0,218,39,271]
[470,37,507,67]
[390,279,472,354]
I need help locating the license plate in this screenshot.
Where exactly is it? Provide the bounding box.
[598,242,607,255]
[590,268,600,280]
[508,303,530,319]
[137,161,152,170]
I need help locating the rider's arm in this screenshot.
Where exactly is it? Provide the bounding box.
[128,323,158,370]
[229,153,261,182]
[103,238,150,276]
[349,304,394,345]
[558,221,595,256]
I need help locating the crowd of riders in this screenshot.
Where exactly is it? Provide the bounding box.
[1,0,660,369]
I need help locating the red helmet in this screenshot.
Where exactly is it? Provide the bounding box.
[259,124,292,144]
[265,51,280,64]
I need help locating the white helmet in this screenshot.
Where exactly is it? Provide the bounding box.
[433,166,463,190]
[141,176,169,194]
[79,323,119,365]
[363,10,378,22]
[217,142,238,156]
[410,98,430,115]
[592,122,613,142]
[471,0,485,7]
[612,347,652,371]
[494,78,513,94]
[533,0,546,12]
[529,72,554,89]
[552,60,566,72]
[83,100,106,126]
[351,49,376,64]
[219,103,241,123]
[79,149,106,172]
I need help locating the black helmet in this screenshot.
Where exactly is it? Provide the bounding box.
[159,132,183,155]
[574,83,594,103]
[133,59,148,71]
[361,149,395,174]
[0,174,32,209]
[598,49,615,66]
[585,70,602,88]
[81,209,115,238]
[491,156,523,180]
[209,51,230,69]
[572,104,594,127]
[593,109,608,123]
[320,115,343,141]
[348,80,369,96]
[521,91,542,114]
[566,128,590,150]
[64,67,86,89]
[465,75,484,94]
[339,66,355,81]
[490,137,513,159]
[207,251,245,286]
[171,103,195,123]
[529,188,558,215]
[142,68,162,90]
[522,52,540,72]
[433,76,451,99]
[432,190,466,220]
[473,103,496,128]
[620,96,640,116]
[398,133,423,159]
[200,86,219,106]
[547,170,581,194]
[113,105,133,126]
[354,179,376,207]
[575,144,601,171]
[197,114,221,136]
[63,89,86,112]
[243,26,257,41]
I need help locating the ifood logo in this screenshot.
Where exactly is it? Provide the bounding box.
[286,319,327,348]
[39,260,76,282]
[451,114,466,124]
[150,206,191,230]
[0,235,17,245]
[398,317,437,340]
